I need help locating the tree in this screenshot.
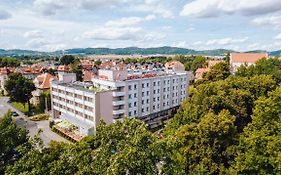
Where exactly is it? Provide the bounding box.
[0,111,28,174]
[59,55,75,65]
[71,59,83,81]
[231,86,281,174]
[197,62,230,84]
[162,110,237,174]
[94,59,102,66]
[236,58,281,83]
[6,118,161,174]
[190,56,207,72]
[5,73,36,114]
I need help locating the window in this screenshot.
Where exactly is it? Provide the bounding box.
[147,91,149,96]
[158,81,160,85]
[134,93,137,98]
[153,90,156,94]
[147,83,149,87]
[142,108,144,112]
[129,112,132,116]
[129,85,132,90]
[129,94,132,99]
[153,105,155,110]
[157,97,160,101]
[142,100,144,105]
[153,98,156,102]
[134,110,137,115]
[163,95,165,99]
[142,83,145,88]
[163,103,165,106]
[167,80,170,84]
[146,107,149,111]
[134,84,137,89]
[153,82,156,86]
[164,80,166,85]
[142,92,144,96]
[157,89,160,93]
[134,102,137,106]
[146,99,149,103]
[129,103,132,107]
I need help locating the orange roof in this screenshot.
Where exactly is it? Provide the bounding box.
[208,60,223,68]
[195,68,210,80]
[165,61,185,71]
[231,53,268,63]
[83,70,93,82]
[99,61,115,69]
[36,73,57,89]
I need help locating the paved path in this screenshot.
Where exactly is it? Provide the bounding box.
[0,97,69,146]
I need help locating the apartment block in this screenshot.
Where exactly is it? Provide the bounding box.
[51,61,190,136]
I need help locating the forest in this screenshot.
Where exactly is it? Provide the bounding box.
[1,58,281,174]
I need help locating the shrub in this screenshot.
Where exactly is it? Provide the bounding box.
[30,114,50,121]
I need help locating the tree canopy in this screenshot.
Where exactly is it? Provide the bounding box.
[2,57,281,174]
[0,111,28,174]
[5,73,36,113]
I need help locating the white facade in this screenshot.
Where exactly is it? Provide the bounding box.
[51,63,190,136]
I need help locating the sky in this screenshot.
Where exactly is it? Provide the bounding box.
[0,0,281,52]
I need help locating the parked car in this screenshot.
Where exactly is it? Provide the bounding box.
[12,111,19,117]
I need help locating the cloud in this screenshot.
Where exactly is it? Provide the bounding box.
[0,9,12,20]
[105,15,156,27]
[33,0,126,15]
[83,27,142,40]
[132,0,174,19]
[206,37,248,46]
[252,15,281,30]
[274,33,281,40]
[24,30,43,38]
[180,0,281,18]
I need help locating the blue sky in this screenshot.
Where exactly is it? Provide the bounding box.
[0,0,281,51]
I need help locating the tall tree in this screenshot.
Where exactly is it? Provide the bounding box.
[0,111,28,174]
[59,55,75,65]
[5,73,36,113]
[71,58,83,81]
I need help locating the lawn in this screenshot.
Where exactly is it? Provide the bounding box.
[11,102,43,115]
[11,102,29,113]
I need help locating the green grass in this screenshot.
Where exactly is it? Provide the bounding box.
[11,102,29,113]
[11,102,43,116]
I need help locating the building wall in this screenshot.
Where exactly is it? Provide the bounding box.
[126,73,189,119]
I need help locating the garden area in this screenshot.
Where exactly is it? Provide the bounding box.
[11,102,42,116]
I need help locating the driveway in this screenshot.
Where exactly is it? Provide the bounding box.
[0,97,69,146]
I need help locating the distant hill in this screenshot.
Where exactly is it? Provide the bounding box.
[270,50,281,57]
[0,47,279,58]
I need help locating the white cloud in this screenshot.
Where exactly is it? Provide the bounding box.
[24,30,43,38]
[33,0,126,15]
[252,15,281,30]
[206,37,248,46]
[132,0,174,19]
[105,15,156,27]
[83,27,142,40]
[180,0,281,18]
[0,8,12,20]
[274,33,281,40]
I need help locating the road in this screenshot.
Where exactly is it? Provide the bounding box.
[0,97,68,146]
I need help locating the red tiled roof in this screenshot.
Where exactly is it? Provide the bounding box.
[36,73,57,89]
[231,53,268,63]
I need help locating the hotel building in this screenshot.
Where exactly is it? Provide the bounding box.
[51,61,190,136]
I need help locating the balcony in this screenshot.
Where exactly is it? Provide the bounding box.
[112,101,125,106]
[112,91,125,97]
[113,109,125,115]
